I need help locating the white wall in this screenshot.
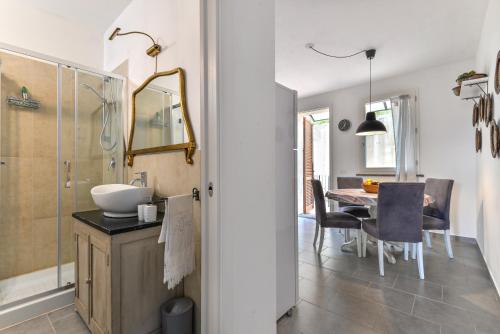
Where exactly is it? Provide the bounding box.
[474,0,500,291]
[299,59,477,238]
[205,0,277,332]
[103,0,200,143]
[0,2,103,68]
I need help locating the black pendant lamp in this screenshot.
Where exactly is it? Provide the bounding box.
[355,49,387,136]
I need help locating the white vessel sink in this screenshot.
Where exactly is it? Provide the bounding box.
[91,184,153,218]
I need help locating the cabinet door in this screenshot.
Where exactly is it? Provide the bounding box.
[89,235,110,334]
[74,226,90,324]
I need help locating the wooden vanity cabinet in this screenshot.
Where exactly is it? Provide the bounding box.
[74,219,182,334]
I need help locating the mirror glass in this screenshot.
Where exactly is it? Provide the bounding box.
[128,68,196,166]
[131,72,188,150]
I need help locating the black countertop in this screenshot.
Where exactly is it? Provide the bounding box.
[72,210,164,235]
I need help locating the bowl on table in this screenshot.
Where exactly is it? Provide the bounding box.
[362,181,379,193]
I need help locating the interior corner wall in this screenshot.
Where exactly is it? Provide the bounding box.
[474,0,500,292]
[298,59,477,239]
[0,2,103,69]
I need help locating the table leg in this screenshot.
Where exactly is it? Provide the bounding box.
[336,205,401,263]
[383,243,397,264]
[340,238,357,253]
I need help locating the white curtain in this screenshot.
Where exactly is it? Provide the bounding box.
[391,95,417,182]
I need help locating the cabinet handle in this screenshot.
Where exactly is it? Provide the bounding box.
[86,278,92,284]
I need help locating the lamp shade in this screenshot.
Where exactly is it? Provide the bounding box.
[355,111,387,136]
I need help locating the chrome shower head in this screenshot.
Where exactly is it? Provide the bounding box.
[80,83,106,103]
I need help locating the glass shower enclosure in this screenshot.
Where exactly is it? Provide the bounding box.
[0,47,124,308]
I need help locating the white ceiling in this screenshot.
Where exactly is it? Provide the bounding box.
[24,0,132,34]
[276,0,490,97]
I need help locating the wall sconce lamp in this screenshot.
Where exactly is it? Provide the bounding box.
[108,27,162,72]
[109,27,161,57]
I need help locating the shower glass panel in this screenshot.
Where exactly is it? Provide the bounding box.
[75,71,123,212]
[0,51,59,305]
[0,49,124,308]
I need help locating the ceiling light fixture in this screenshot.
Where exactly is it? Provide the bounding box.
[356,49,387,136]
[306,44,386,136]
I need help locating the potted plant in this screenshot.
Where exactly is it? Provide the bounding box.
[452,71,487,96]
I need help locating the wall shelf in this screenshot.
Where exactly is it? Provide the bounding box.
[459,76,489,104]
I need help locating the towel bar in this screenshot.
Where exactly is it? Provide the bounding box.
[151,188,200,205]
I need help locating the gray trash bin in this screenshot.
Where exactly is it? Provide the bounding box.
[161,297,193,334]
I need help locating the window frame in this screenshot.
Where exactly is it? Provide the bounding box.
[360,92,420,175]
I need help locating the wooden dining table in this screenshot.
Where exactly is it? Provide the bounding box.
[325,188,434,264]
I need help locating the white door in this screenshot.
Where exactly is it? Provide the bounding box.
[275,83,298,319]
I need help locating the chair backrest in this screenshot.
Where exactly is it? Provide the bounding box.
[337,177,363,207]
[311,179,327,225]
[423,178,454,227]
[377,182,425,242]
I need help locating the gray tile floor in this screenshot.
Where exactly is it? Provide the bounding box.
[0,305,89,334]
[2,218,499,334]
[278,218,500,334]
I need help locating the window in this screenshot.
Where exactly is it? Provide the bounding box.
[364,99,396,169]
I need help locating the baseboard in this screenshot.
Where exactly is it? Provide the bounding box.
[428,231,476,244]
[477,244,500,298]
[0,288,74,330]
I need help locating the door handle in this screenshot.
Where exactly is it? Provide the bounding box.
[64,160,71,188]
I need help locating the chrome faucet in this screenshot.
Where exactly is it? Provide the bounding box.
[129,171,147,187]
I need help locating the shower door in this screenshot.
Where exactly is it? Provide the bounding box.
[0,51,60,306]
[0,49,124,308]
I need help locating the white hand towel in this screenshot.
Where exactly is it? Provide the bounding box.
[158,194,195,289]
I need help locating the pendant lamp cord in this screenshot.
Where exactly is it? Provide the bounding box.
[307,44,369,59]
[369,57,372,113]
[307,44,376,113]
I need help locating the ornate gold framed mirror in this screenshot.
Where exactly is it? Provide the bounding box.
[127,68,196,166]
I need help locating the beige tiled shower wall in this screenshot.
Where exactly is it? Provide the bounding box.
[128,150,201,334]
[0,52,105,280]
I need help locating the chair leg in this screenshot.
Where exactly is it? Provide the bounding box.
[424,230,432,248]
[444,230,454,259]
[377,240,385,277]
[362,230,367,258]
[313,222,319,247]
[417,242,425,279]
[318,227,325,254]
[412,243,417,260]
[356,229,362,258]
[403,242,409,261]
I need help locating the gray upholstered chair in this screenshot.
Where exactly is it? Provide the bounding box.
[422,178,455,259]
[361,183,426,279]
[311,179,362,256]
[337,177,371,219]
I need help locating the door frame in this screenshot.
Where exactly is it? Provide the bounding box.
[296,107,331,212]
[302,116,314,213]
